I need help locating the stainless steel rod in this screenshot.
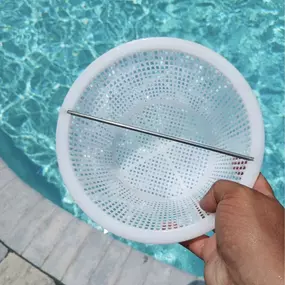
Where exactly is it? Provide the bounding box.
[67,110,254,161]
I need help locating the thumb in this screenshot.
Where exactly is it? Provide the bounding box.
[199,180,245,212]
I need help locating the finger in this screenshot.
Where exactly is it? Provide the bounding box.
[202,234,217,263]
[180,235,209,260]
[199,180,242,212]
[253,173,275,198]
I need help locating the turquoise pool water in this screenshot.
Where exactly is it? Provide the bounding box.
[0,0,284,277]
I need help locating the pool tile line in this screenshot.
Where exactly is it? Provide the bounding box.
[0,239,64,285]
[0,242,8,263]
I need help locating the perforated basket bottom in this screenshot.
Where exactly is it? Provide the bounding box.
[57,39,264,243]
[64,47,254,236]
[70,100,248,232]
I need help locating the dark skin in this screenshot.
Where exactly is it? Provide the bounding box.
[181,174,284,285]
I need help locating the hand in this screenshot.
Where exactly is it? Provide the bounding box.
[181,174,284,285]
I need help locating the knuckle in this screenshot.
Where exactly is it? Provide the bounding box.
[211,180,226,191]
[228,186,250,204]
[234,184,249,197]
[212,179,249,200]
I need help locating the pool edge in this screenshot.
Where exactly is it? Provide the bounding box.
[0,158,203,285]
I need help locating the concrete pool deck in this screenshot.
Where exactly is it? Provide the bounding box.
[0,158,204,285]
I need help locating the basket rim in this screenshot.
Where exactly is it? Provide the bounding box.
[56,37,264,244]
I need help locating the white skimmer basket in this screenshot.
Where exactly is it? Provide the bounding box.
[56,38,264,244]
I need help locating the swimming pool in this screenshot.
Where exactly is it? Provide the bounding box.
[0,0,284,277]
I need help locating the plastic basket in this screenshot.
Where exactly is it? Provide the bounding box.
[56,38,264,244]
